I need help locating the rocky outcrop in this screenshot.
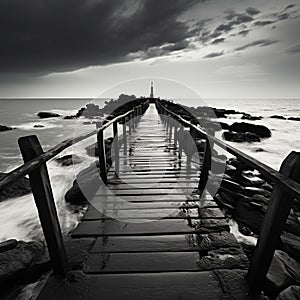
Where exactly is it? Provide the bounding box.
[241,113,262,121]
[37,112,61,118]
[280,232,300,263]
[288,117,300,121]
[265,250,300,298]
[229,122,271,138]
[276,285,300,300]
[65,162,101,205]
[270,115,286,120]
[55,154,83,166]
[0,173,31,201]
[0,125,15,131]
[223,131,261,143]
[0,240,50,287]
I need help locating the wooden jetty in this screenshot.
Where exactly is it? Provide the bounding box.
[1,99,300,299]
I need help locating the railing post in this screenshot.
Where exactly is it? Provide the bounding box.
[174,120,178,148]
[247,151,300,297]
[96,123,107,184]
[198,137,212,192]
[122,117,127,156]
[18,135,68,278]
[128,115,132,135]
[113,121,120,175]
[132,110,135,131]
[169,117,173,143]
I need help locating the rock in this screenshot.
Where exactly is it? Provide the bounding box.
[197,247,249,270]
[266,250,300,298]
[223,131,261,143]
[261,182,274,192]
[229,122,271,138]
[213,269,248,300]
[281,232,300,262]
[271,115,286,120]
[288,117,300,121]
[0,239,17,253]
[37,112,60,118]
[241,113,262,121]
[225,164,237,176]
[55,154,83,166]
[220,179,244,193]
[220,122,230,130]
[234,201,265,233]
[64,115,77,119]
[0,125,15,131]
[64,237,95,270]
[241,171,265,186]
[65,163,101,205]
[0,240,50,287]
[276,285,300,300]
[244,187,271,198]
[33,124,45,128]
[0,173,32,201]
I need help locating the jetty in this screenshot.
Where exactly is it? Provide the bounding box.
[1,98,300,299]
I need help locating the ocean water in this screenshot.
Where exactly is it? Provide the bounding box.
[0,98,299,242]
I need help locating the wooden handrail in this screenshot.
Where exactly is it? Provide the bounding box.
[157,99,300,298]
[0,109,134,191]
[159,102,300,201]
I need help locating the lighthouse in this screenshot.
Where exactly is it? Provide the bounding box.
[150,82,154,98]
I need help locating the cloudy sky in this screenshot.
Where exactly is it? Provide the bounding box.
[0,0,299,98]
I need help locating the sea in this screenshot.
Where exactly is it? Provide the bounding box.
[0,98,300,243]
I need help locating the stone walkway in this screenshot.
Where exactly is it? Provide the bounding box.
[38,104,249,300]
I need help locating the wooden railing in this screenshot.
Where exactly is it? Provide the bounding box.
[156,100,300,298]
[0,100,149,278]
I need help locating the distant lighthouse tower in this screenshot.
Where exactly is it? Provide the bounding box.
[150,82,154,98]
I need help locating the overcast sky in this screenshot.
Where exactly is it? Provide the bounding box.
[0,0,299,98]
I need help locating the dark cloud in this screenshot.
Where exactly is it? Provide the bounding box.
[235,39,278,51]
[254,4,298,27]
[0,0,199,74]
[211,38,225,45]
[203,51,224,58]
[246,7,260,16]
[285,44,300,54]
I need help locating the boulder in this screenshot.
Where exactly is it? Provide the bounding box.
[280,232,300,262]
[229,122,271,138]
[220,122,230,130]
[0,173,31,201]
[37,112,60,118]
[33,124,45,128]
[288,117,300,121]
[266,250,300,298]
[0,239,17,253]
[55,154,83,166]
[0,125,15,131]
[276,285,300,300]
[223,131,261,143]
[271,115,286,120]
[241,113,262,121]
[64,115,77,119]
[234,201,265,233]
[0,240,50,287]
[65,163,101,205]
[241,171,265,186]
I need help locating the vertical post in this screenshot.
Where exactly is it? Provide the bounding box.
[18,135,68,277]
[128,115,132,135]
[131,110,135,131]
[113,121,120,175]
[122,117,127,156]
[247,151,300,297]
[96,124,107,184]
[169,117,173,143]
[198,137,212,192]
[174,121,178,148]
